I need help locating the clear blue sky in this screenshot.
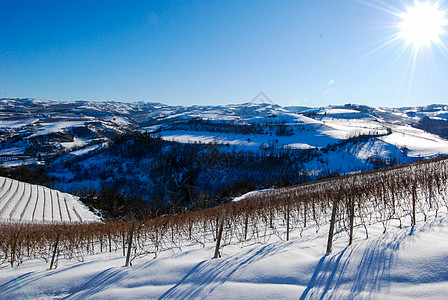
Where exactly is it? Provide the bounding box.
[1,0,447,107]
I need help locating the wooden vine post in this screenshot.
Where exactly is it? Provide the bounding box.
[412,184,417,226]
[326,196,339,254]
[303,202,307,228]
[10,235,17,268]
[122,225,126,256]
[49,231,61,270]
[125,220,136,267]
[108,230,112,253]
[349,197,355,245]
[286,199,290,241]
[244,210,249,240]
[214,209,226,259]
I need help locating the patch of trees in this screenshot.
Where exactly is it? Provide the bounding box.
[417,116,448,139]
[166,119,265,135]
[0,165,49,186]
[79,188,155,220]
[48,132,312,211]
[166,119,303,137]
[322,131,391,154]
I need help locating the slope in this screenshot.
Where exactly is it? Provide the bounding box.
[0,176,100,223]
[0,205,446,299]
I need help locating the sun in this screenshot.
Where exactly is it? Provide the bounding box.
[399,1,447,48]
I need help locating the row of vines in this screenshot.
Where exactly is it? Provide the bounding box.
[0,176,83,223]
[2,155,448,268]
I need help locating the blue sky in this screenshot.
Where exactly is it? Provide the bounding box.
[1,0,448,107]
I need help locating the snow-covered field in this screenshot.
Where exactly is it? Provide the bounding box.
[1,208,446,299]
[380,125,448,157]
[0,176,100,223]
[159,129,335,151]
[157,114,448,157]
[27,120,87,138]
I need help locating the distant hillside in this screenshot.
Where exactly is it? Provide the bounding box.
[0,176,100,223]
[1,99,447,168]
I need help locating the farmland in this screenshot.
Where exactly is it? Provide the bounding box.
[0,176,100,223]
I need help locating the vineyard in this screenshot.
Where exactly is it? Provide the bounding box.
[0,176,100,223]
[1,155,448,269]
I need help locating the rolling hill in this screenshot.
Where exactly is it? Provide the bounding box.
[2,98,448,207]
[1,99,448,166]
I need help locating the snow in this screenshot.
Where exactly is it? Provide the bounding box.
[0,158,36,168]
[1,208,447,299]
[0,176,100,223]
[139,124,163,133]
[108,116,133,126]
[353,138,398,160]
[231,187,274,202]
[320,108,360,115]
[2,100,448,171]
[158,129,337,151]
[156,116,448,162]
[27,121,86,138]
[245,113,311,124]
[321,119,386,140]
[3,100,448,298]
[0,118,37,129]
[380,125,448,157]
[69,143,104,156]
[0,147,25,156]
[60,137,86,149]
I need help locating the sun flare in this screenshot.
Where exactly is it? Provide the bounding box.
[399,1,447,48]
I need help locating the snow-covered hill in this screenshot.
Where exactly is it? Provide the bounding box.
[3,98,448,204]
[0,176,100,223]
[157,112,448,157]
